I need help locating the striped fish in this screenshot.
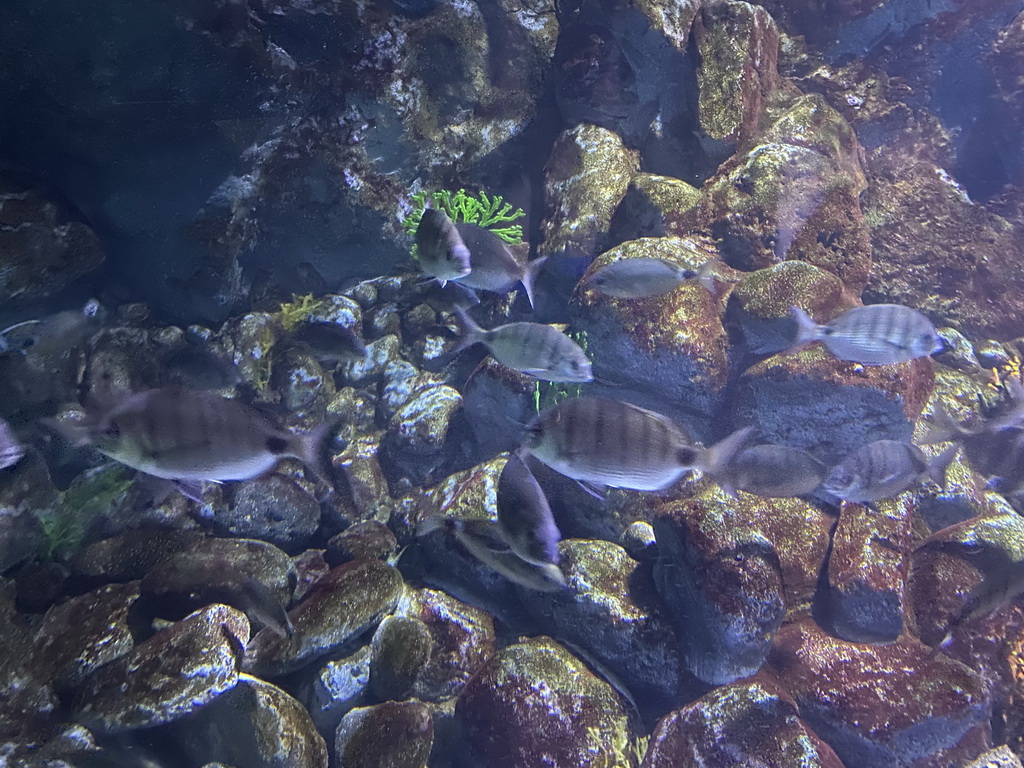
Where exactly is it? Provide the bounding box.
[790,304,943,365]
[42,388,332,485]
[497,453,561,567]
[585,258,717,298]
[453,223,547,308]
[416,208,473,284]
[822,439,958,503]
[523,397,749,492]
[709,440,826,498]
[452,307,592,383]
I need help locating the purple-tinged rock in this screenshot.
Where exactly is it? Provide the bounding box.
[771,620,992,768]
[331,434,394,524]
[0,582,57,739]
[71,529,207,583]
[368,615,432,701]
[641,677,845,768]
[334,700,433,768]
[829,497,913,643]
[298,645,372,738]
[243,559,403,678]
[76,604,250,733]
[455,637,640,768]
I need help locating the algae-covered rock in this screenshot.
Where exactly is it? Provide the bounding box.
[520,538,682,715]
[0,582,57,739]
[369,615,433,701]
[220,475,321,552]
[385,383,462,456]
[76,604,250,733]
[540,124,640,256]
[299,645,372,738]
[332,434,394,524]
[244,559,403,678]
[71,529,207,583]
[608,173,703,244]
[571,236,729,436]
[334,700,433,768]
[641,678,845,768]
[273,347,332,415]
[326,521,398,567]
[175,674,328,768]
[337,334,401,386]
[455,636,640,768]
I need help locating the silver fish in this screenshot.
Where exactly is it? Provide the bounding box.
[498,453,561,567]
[523,397,750,492]
[790,304,943,366]
[416,208,473,284]
[710,438,826,499]
[452,307,592,383]
[0,298,105,360]
[453,223,547,308]
[42,388,332,486]
[420,515,566,591]
[293,320,368,362]
[585,258,717,298]
[0,417,25,470]
[822,440,958,503]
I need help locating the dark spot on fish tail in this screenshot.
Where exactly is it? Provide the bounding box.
[677,446,698,465]
[266,435,289,454]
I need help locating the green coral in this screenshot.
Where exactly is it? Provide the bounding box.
[402,188,525,257]
[36,465,134,560]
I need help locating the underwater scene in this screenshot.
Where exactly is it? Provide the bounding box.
[7,0,1024,766]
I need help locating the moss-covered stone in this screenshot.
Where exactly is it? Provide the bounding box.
[369,615,433,701]
[609,173,703,243]
[334,700,434,768]
[326,521,398,566]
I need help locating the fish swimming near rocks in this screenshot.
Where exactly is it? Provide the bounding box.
[41,388,334,488]
[416,208,473,285]
[451,306,592,383]
[0,298,105,362]
[822,439,958,504]
[585,257,717,298]
[790,304,944,366]
[522,397,751,493]
[0,417,25,470]
[453,222,547,308]
[293,320,368,362]
[497,453,561,567]
[707,433,826,499]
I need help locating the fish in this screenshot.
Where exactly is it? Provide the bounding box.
[790,304,944,366]
[822,440,958,503]
[584,258,717,298]
[219,577,294,639]
[420,515,567,591]
[708,436,827,499]
[0,417,25,470]
[416,208,473,284]
[0,298,105,360]
[40,388,334,487]
[453,222,547,308]
[163,342,241,390]
[451,306,592,383]
[497,453,561,567]
[522,397,751,492]
[293,320,368,361]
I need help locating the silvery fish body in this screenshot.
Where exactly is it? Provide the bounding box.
[524,397,699,491]
[449,518,567,591]
[294,321,368,362]
[823,440,956,503]
[453,223,546,307]
[0,299,104,360]
[791,304,943,366]
[454,307,592,383]
[712,443,826,498]
[0,417,24,470]
[497,453,561,567]
[585,258,715,298]
[43,388,327,484]
[416,208,473,283]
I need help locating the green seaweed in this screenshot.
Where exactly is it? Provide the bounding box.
[402,188,525,258]
[36,465,134,560]
[533,329,589,413]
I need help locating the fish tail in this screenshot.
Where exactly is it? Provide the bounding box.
[449,306,487,358]
[919,403,962,445]
[296,420,339,487]
[520,255,549,309]
[790,306,823,347]
[927,444,959,489]
[695,260,718,293]
[698,426,756,476]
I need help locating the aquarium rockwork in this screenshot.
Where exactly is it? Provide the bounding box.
[6,0,1024,766]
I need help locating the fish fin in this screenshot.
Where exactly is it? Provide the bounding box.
[416,513,449,538]
[694,260,718,292]
[790,306,823,347]
[449,306,487,358]
[172,479,206,503]
[927,444,959,489]
[520,255,549,309]
[538,562,568,589]
[919,403,963,445]
[295,420,340,488]
[576,479,607,500]
[238,577,294,639]
[699,426,757,476]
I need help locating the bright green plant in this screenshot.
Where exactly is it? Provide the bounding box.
[402,188,525,257]
[36,465,134,560]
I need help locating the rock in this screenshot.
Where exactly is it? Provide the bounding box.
[0,454,51,571]
[273,347,332,415]
[731,346,933,467]
[620,520,657,561]
[225,313,277,395]
[694,1,782,146]
[519,538,682,716]
[385,383,462,456]
[828,498,913,643]
[174,674,328,768]
[244,559,403,678]
[963,745,1023,768]
[71,530,207,583]
[34,582,141,691]
[771,620,992,768]
[641,678,845,768]
[334,700,433,768]
[331,435,394,524]
[455,637,640,768]
[219,475,321,552]
[337,335,401,387]
[0,582,58,739]
[571,236,728,436]
[326,521,398,567]
[540,124,640,257]
[298,645,372,738]
[608,174,703,245]
[76,604,250,734]
[460,358,538,458]
[369,615,433,701]
[0,175,104,308]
